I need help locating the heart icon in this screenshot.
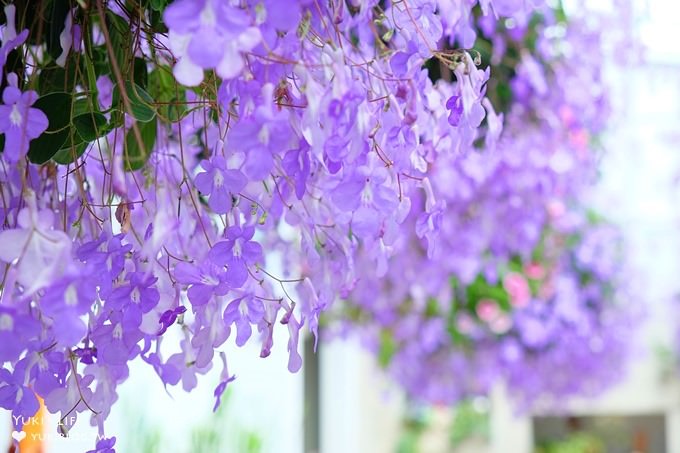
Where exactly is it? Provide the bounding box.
[11,431,26,442]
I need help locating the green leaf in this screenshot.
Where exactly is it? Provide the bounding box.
[90,46,113,77]
[377,330,396,367]
[38,61,79,95]
[28,92,73,164]
[52,141,88,165]
[149,8,168,33]
[124,120,157,171]
[148,67,187,122]
[424,298,440,317]
[133,58,149,89]
[106,10,133,76]
[112,82,157,122]
[73,111,108,142]
[47,0,70,60]
[150,0,169,11]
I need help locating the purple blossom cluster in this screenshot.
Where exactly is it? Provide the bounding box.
[0,0,565,449]
[345,217,634,406]
[337,7,636,407]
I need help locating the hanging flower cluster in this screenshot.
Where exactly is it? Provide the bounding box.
[334,4,636,407]
[344,213,633,406]
[0,0,566,449]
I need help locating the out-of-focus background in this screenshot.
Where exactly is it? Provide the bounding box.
[3,1,680,452]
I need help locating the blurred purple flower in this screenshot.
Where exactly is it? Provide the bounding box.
[164,0,261,85]
[223,295,265,346]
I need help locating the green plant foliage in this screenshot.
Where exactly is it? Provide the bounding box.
[124,119,157,171]
[73,111,108,142]
[28,91,73,164]
[112,82,157,123]
[535,432,605,453]
[148,67,188,123]
[449,400,489,447]
[38,62,80,94]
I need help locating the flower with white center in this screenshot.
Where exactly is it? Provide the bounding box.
[0,314,13,331]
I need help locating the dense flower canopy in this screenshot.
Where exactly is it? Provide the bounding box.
[335,3,636,406]
[0,0,631,450]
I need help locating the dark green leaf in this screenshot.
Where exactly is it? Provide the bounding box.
[106,10,133,76]
[73,111,108,142]
[24,1,51,47]
[47,0,71,61]
[124,119,157,171]
[52,141,88,165]
[149,8,168,33]
[90,46,112,77]
[72,98,94,116]
[133,58,149,89]
[38,61,79,95]
[150,0,169,11]
[112,82,157,122]
[28,92,73,164]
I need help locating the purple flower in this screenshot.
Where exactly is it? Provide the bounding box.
[108,273,160,313]
[0,307,40,363]
[91,310,144,366]
[41,273,97,347]
[77,233,132,297]
[174,259,229,306]
[0,5,29,86]
[44,370,95,432]
[297,278,328,350]
[165,338,211,392]
[222,295,265,346]
[446,95,463,126]
[86,436,116,453]
[282,145,311,200]
[96,76,114,110]
[73,347,98,365]
[331,161,398,238]
[0,192,72,294]
[191,303,229,367]
[0,74,48,162]
[212,352,235,412]
[226,84,294,181]
[260,0,301,31]
[208,226,263,288]
[164,0,261,85]
[142,352,182,388]
[41,274,97,317]
[282,309,303,373]
[416,200,446,258]
[194,156,247,214]
[55,8,81,67]
[157,306,187,336]
[0,365,40,425]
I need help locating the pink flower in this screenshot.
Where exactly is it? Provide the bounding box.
[524,263,545,280]
[547,199,566,219]
[503,272,531,308]
[490,313,513,334]
[476,298,500,323]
